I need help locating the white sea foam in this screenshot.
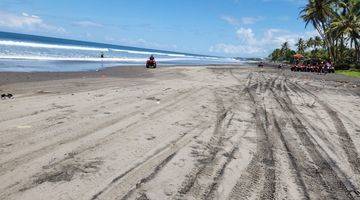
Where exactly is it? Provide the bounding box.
[0,40,109,52]
[0,40,193,57]
[0,55,194,62]
[110,48,187,57]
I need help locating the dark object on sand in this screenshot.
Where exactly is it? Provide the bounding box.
[146,55,157,68]
[325,61,335,73]
[258,62,264,67]
[146,60,157,68]
[1,93,13,99]
[328,66,335,73]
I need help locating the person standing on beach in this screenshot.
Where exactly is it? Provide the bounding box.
[324,61,331,74]
[100,52,105,69]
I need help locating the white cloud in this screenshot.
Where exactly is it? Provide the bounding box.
[241,17,263,25]
[236,28,256,44]
[221,15,263,26]
[0,10,65,33]
[73,20,103,28]
[210,27,319,57]
[210,43,264,55]
[221,16,241,26]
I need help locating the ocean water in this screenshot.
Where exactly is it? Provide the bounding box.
[0,31,240,72]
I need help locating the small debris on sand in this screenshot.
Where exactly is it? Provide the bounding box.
[1,93,14,99]
[163,88,171,91]
[146,136,156,141]
[146,97,161,102]
[36,90,52,94]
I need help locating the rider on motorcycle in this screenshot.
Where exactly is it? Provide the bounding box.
[146,55,157,68]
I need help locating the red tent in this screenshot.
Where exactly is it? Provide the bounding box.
[293,54,304,59]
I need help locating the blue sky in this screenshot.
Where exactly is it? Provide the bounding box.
[0,0,317,57]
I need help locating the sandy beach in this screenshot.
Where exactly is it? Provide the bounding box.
[1,65,360,200]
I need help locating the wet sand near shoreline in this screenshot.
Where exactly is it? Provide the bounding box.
[0,65,360,199]
[0,66,157,86]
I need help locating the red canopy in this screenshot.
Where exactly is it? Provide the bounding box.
[293,54,304,59]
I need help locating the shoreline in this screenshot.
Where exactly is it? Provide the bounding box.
[1,62,359,88]
[0,63,247,86]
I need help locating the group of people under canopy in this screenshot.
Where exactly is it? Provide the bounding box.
[291,55,334,74]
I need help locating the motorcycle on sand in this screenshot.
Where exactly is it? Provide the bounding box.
[146,55,157,68]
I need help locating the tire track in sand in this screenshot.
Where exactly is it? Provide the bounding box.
[272,113,310,200]
[178,70,256,200]
[91,122,212,200]
[289,81,360,176]
[271,78,357,199]
[0,88,202,181]
[175,97,231,199]
[1,88,211,199]
[228,71,276,200]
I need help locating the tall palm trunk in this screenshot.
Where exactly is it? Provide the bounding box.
[356,40,360,63]
[321,22,336,62]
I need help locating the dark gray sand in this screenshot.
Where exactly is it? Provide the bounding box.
[0,65,359,200]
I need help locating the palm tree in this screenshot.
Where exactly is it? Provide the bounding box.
[280,41,296,61]
[300,0,336,60]
[281,41,290,59]
[270,49,282,61]
[314,36,324,50]
[344,0,359,62]
[296,0,359,66]
[281,41,290,51]
[306,37,315,49]
[330,0,360,62]
[295,38,306,53]
[300,0,334,36]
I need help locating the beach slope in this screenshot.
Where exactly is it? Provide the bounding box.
[0,66,360,199]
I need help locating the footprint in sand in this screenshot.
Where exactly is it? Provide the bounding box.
[163,183,175,196]
[146,136,156,141]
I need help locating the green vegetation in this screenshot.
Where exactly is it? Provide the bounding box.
[269,42,296,63]
[336,70,360,78]
[269,0,359,70]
